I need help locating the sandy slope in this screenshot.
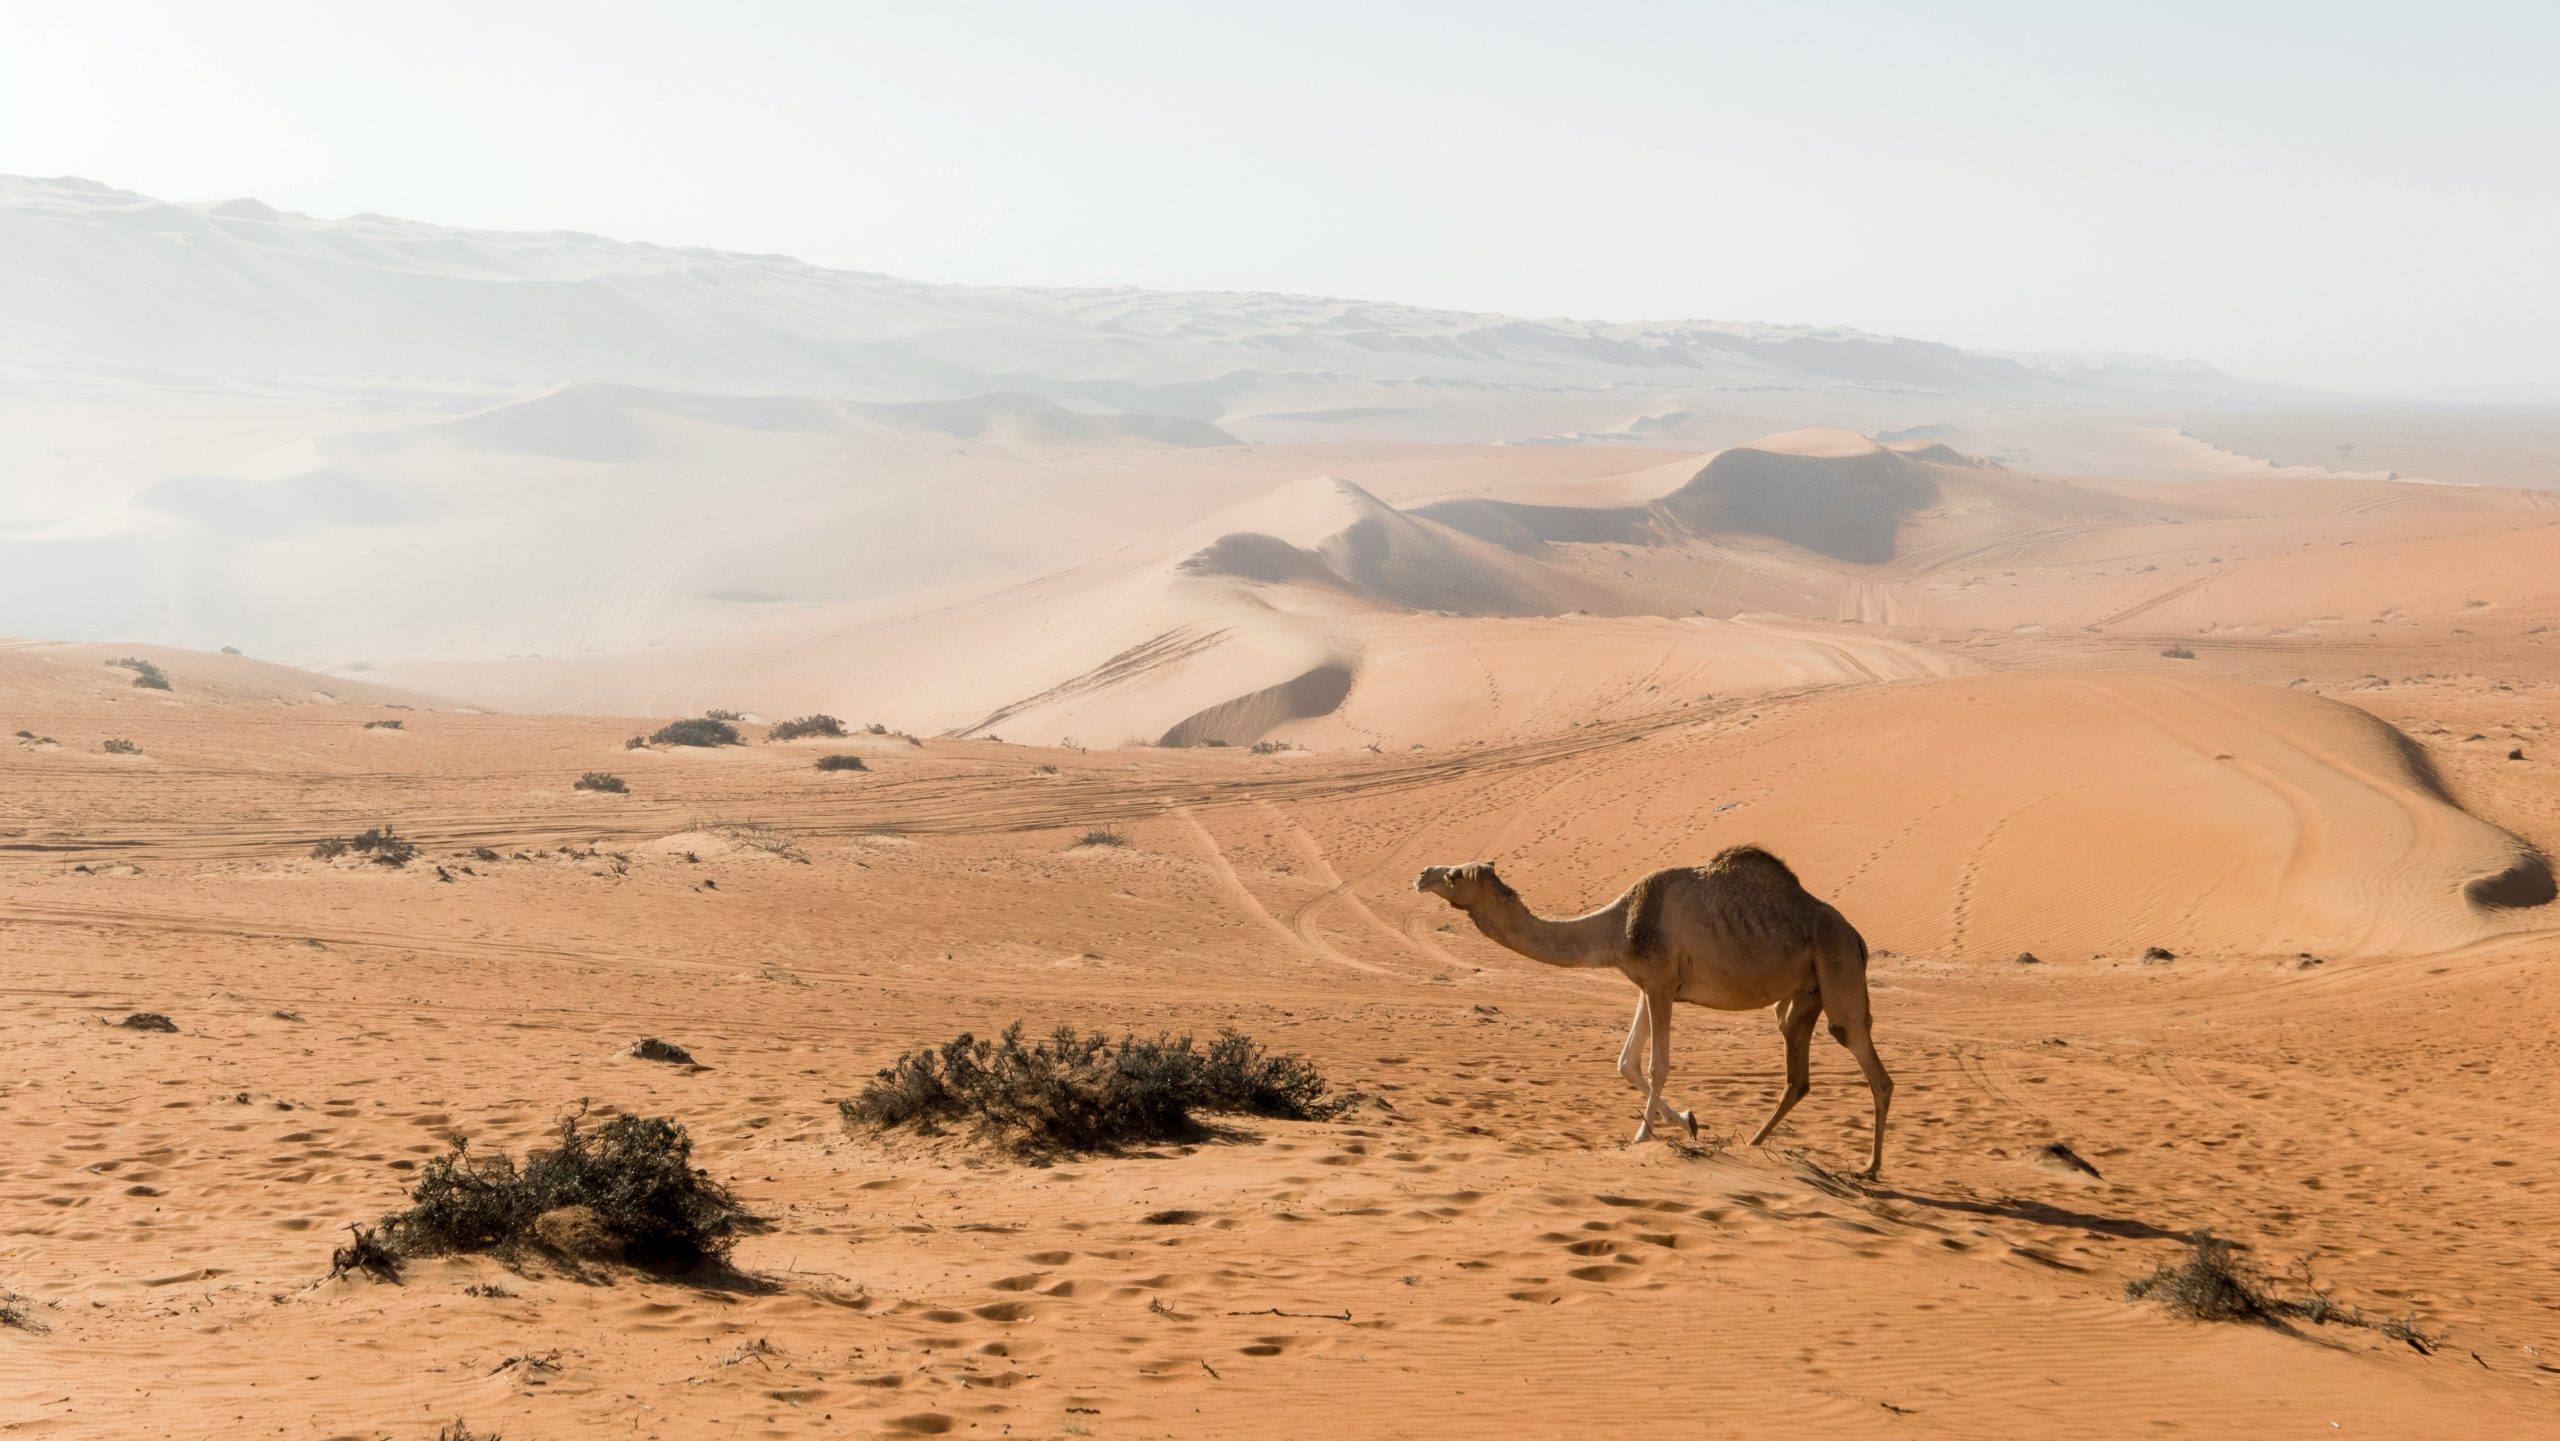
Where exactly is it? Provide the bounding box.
[3,648,2557,1439]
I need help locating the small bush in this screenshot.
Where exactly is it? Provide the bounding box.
[313,826,419,866]
[2160,645,2197,660]
[814,754,867,772]
[625,734,650,750]
[109,656,171,690]
[102,738,140,755]
[649,717,740,748]
[117,1012,177,1032]
[364,718,404,730]
[1073,828,1129,848]
[2126,1233,2270,1321]
[575,771,629,793]
[630,1038,695,1065]
[376,1110,745,1264]
[219,645,242,655]
[436,1423,500,1441]
[1250,740,1296,755]
[769,714,848,742]
[841,1023,1355,1155]
[703,708,744,723]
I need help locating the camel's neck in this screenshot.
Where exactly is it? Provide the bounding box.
[1462,890,1626,970]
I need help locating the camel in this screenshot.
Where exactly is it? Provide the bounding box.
[1414,846,1892,1177]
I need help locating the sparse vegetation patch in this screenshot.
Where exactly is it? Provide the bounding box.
[649,717,741,747]
[841,1023,1357,1154]
[117,1012,178,1032]
[2160,645,2197,660]
[101,738,140,755]
[1073,828,1129,848]
[814,753,867,771]
[2126,1232,2440,1350]
[574,771,629,793]
[109,656,171,690]
[688,818,809,862]
[311,826,420,866]
[364,718,404,730]
[768,714,847,742]
[630,1037,695,1065]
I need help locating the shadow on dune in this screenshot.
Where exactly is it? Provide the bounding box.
[1859,1185,2200,1244]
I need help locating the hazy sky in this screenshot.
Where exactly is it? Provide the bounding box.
[7,0,2555,397]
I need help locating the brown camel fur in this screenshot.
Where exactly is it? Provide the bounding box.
[1415,846,1892,1177]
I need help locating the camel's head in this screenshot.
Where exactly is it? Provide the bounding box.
[1414,862,1509,909]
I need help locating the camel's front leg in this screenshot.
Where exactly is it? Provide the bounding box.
[1616,995,1649,1092]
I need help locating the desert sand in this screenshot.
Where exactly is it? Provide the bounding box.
[7,440,2560,1436]
[7,179,2560,1439]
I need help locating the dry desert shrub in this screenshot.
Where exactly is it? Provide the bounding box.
[841,1023,1354,1155]
[108,656,170,690]
[311,825,419,866]
[2126,1233,2440,1349]
[370,1110,745,1266]
[650,717,741,747]
[364,718,403,730]
[690,818,807,861]
[814,753,866,772]
[574,771,628,793]
[768,714,847,741]
[1073,828,1129,848]
[101,738,140,754]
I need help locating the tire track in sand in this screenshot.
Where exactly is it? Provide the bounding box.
[1174,807,1385,975]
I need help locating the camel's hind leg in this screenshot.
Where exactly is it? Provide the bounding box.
[1814,937,1893,1178]
[1747,984,1822,1146]
[1617,993,1695,1140]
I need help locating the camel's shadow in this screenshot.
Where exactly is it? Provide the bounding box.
[1853,1181,2195,1244]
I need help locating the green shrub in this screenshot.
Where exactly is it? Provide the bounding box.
[574,771,628,793]
[1074,828,1128,848]
[649,717,740,748]
[703,708,744,722]
[841,1023,1354,1154]
[769,714,847,742]
[814,754,866,772]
